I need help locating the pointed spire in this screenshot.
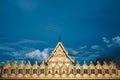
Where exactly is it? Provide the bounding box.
[58,35,61,42]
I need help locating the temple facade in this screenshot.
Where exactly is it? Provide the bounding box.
[0,41,120,79]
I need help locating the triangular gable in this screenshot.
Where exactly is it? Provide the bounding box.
[46,42,74,64]
[53,42,67,54]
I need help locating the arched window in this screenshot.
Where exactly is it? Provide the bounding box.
[70,69,74,74]
[98,69,102,74]
[40,69,44,74]
[4,69,8,74]
[33,69,37,74]
[84,69,88,74]
[11,69,16,74]
[91,69,95,74]
[112,69,116,74]
[63,70,65,74]
[26,69,30,74]
[55,70,58,74]
[105,69,109,74]
[76,69,80,74]
[18,69,23,74]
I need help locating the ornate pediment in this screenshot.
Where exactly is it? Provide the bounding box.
[76,61,81,68]
[82,61,88,69]
[89,61,95,69]
[46,42,74,67]
[109,61,117,69]
[96,61,103,69]
[3,61,11,69]
[32,61,38,69]
[18,61,24,69]
[11,61,17,69]
[40,60,45,68]
[25,61,31,69]
[103,61,109,69]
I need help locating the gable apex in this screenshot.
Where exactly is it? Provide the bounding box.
[53,42,67,54]
[46,41,74,65]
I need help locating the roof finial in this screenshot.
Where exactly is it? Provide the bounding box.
[58,35,61,42]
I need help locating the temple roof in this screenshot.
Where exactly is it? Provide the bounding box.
[46,41,74,64]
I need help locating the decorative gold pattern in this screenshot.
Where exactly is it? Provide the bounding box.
[1,41,120,79]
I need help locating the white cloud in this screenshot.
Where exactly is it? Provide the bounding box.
[41,48,50,60]
[3,39,47,52]
[67,48,79,55]
[26,49,41,59]
[103,36,120,48]
[1,61,5,64]
[112,36,120,45]
[12,51,23,57]
[86,54,100,60]
[79,45,87,49]
[102,37,110,44]
[26,48,52,61]
[91,45,99,49]
[0,46,15,51]
[17,39,46,44]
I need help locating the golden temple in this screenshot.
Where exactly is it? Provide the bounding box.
[0,41,120,79]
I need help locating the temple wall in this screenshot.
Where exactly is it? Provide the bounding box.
[118,70,120,77]
[1,61,120,79]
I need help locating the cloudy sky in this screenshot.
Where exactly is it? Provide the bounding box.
[0,0,120,65]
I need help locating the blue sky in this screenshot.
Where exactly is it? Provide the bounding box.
[0,0,120,66]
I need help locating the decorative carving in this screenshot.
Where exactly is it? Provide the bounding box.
[82,61,89,78]
[89,61,96,78]
[103,61,111,78]
[96,61,103,78]
[46,42,74,67]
